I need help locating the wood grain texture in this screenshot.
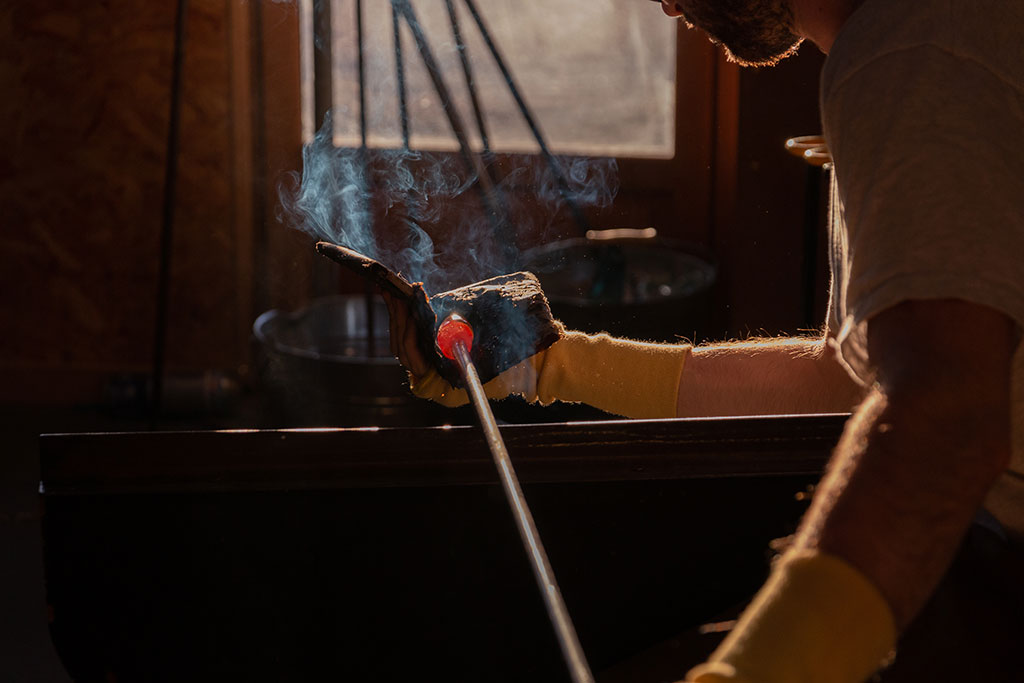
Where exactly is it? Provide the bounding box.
[39,413,847,494]
[0,1,251,402]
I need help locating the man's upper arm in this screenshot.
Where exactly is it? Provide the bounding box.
[866,298,1014,469]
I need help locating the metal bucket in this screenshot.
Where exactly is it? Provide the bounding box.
[253,295,452,427]
[523,229,717,342]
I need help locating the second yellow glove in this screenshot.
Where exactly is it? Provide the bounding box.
[685,550,896,683]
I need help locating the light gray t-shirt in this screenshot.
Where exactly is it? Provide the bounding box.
[821,0,1024,537]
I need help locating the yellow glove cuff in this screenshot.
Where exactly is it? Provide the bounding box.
[533,331,690,419]
[408,359,539,408]
[687,550,896,683]
[409,330,689,418]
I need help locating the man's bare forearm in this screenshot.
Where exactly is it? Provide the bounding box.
[793,387,1009,630]
[793,300,1014,630]
[676,336,864,418]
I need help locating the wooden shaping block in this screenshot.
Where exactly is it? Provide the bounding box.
[315,242,562,387]
[428,272,562,386]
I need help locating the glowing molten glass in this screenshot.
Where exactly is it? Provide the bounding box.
[436,314,474,360]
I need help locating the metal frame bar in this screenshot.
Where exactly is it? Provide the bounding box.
[151,0,190,425]
[444,0,492,161]
[391,3,411,150]
[459,0,593,236]
[391,0,514,268]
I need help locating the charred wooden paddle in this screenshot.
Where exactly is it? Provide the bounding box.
[436,313,594,683]
[314,241,417,299]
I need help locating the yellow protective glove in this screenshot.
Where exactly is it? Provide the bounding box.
[411,330,690,419]
[685,550,896,683]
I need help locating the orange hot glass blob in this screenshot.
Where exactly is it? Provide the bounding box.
[436,314,474,360]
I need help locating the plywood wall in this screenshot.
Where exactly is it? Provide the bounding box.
[0,1,304,403]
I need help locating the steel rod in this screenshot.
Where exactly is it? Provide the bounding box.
[354,0,377,356]
[443,0,512,234]
[390,8,425,248]
[451,340,595,683]
[459,0,593,237]
[355,0,368,149]
[392,0,484,186]
[151,0,189,427]
[444,0,493,159]
[390,3,411,150]
[390,0,515,269]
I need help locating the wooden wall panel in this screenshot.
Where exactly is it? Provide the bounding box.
[1,3,171,377]
[0,1,249,403]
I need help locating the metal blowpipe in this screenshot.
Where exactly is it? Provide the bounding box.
[435,314,595,683]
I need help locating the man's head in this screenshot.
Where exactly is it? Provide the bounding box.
[657,0,803,67]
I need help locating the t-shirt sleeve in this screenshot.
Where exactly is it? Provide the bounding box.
[823,44,1024,380]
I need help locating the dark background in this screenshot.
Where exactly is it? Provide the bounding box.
[1,2,825,680]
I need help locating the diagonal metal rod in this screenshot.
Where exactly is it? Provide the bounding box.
[390,0,516,270]
[390,2,427,274]
[443,0,493,161]
[391,0,483,185]
[151,0,189,427]
[459,0,593,237]
[390,3,411,151]
[355,0,368,149]
[443,0,513,232]
[354,0,377,356]
[451,339,595,683]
